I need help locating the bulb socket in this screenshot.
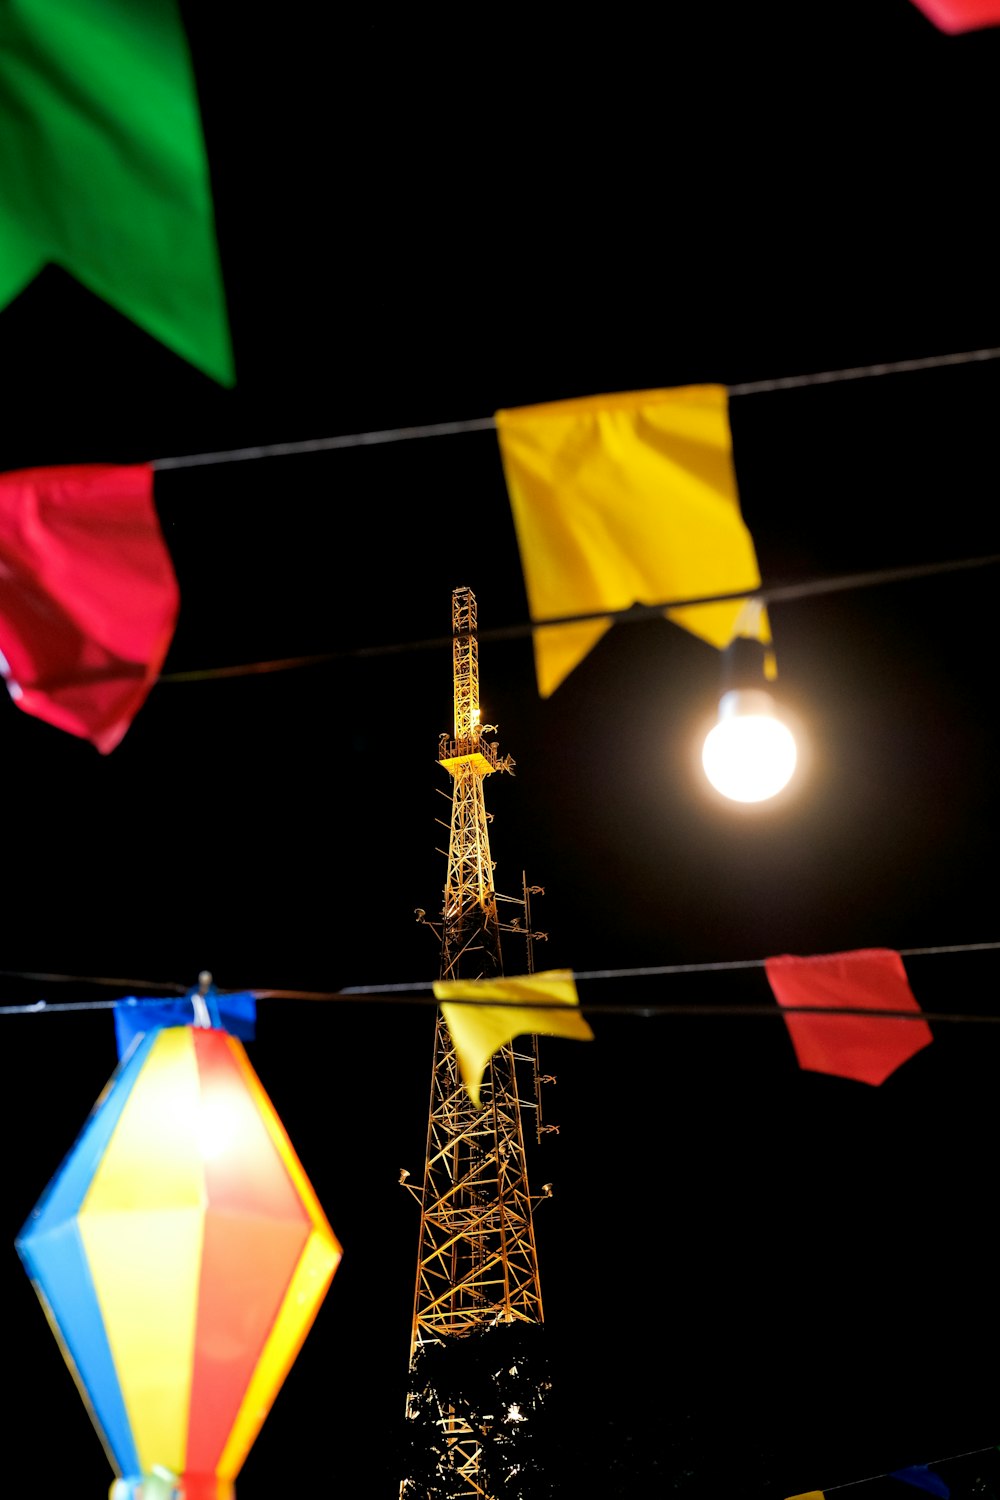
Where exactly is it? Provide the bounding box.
[718,688,776,721]
[721,634,770,693]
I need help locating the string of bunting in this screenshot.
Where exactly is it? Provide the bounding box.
[4,940,1000,1096]
[4,937,999,1007]
[4,348,1000,750]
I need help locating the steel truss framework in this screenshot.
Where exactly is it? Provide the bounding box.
[402,587,547,1499]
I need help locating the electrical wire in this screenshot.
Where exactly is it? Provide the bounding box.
[150,346,1000,472]
[145,344,1000,684]
[3,939,1000,1018]
[158,547,1000,684]
[805,1441,998,1496]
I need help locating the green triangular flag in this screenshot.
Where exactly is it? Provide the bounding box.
[0,0,234,384]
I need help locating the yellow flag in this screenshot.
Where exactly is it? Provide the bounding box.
[495,385,770,697]
[785,1492,826,1499]
[433,969,594,1107]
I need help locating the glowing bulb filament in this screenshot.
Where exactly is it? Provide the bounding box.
[702,689,797,804]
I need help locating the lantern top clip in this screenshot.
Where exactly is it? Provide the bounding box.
[188,970,220,1029]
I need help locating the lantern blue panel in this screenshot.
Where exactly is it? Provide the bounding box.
[16,1030,161,1476]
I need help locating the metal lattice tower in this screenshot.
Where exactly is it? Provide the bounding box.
[400,587,552,1499]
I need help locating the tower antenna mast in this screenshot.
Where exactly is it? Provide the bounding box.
[400,586,552,1498]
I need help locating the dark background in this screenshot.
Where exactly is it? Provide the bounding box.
[3,3,1000,1495]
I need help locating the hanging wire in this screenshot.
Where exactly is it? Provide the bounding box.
[158,548,1000,684]
[5,997,1000,1023]
[4,939,1000,1018]
[150,346,1000,472]
[802,1441,998,1496]
[151,416,500,470]
[0,969,188,992]
[145,343,1000,684]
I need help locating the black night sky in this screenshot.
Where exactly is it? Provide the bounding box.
[3,4,1000,1497]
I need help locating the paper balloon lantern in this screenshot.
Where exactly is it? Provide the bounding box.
[16,1025,342,1500]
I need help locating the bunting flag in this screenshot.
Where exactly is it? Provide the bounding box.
[764,949,933,1086]
[0,463,179,752]
[890,1465,951,1497]
[494,386,770,697]
[784,1492,825,1499]
[0,0,234,384]
[433,969,594,1107]
[908,0,1000,31]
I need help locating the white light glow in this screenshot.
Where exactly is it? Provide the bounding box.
[196,1096,239,1160]
[172,1089,240,1161]
[702,689,797,804]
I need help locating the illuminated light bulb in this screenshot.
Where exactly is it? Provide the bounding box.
[702,688,797,803]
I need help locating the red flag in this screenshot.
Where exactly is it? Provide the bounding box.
[908,0,1000,31]
[764,949,933,1086]
[0,464,178,752]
